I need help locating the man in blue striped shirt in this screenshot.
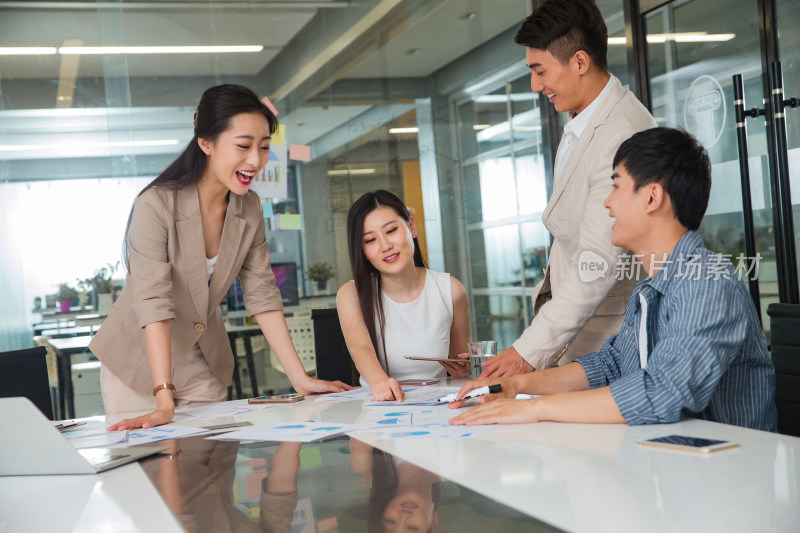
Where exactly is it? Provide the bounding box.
[450,128,777,431]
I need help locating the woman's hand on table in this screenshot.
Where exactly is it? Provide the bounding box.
[370,378,405,402]
[295,377,353,395]
[107,405,174,431]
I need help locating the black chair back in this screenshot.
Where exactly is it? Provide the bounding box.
[767,303,800,437]
[0,346,54,420]
[310,308,359,386]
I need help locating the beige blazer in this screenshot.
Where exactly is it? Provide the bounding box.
[512,77,656,368]
[90,183,283,396]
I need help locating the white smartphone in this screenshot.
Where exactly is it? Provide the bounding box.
[636,434,739,454]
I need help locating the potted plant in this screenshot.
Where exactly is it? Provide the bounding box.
[33,296,42,310]
[306,262,335,293]
[56,283,77,313]
[81,262,118,315]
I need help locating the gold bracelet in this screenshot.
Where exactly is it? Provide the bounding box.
[152,383,176,397]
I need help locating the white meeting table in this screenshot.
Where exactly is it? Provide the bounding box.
[2,378,799,533]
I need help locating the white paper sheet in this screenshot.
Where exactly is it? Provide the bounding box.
[363,386,462,407]
[175,399,279,419]
[208,421,354,443]
[372,424,495,440]
[57,420,129,449]
[109,425,209,448]
[311,387,375,402]
[356,406,461,429]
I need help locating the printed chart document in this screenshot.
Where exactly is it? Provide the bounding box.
[364,386,462,406]
[357,406,461,428]
[312,388,375,402]
[209,421,354,443]
[175,400,279,419]
[109,425,209,448]
[56,420,128,449]
[372,424,495,440]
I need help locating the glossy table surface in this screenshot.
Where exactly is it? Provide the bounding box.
[2,378,799,533]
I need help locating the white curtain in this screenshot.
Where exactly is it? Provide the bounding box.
[0,177,151,351]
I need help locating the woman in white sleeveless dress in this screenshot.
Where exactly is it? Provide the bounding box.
[337,190,471,401]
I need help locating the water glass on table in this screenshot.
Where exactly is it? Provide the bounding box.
[468,340,497,379]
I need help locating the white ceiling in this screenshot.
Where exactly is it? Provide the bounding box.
[0,0,532,174]
[346,0,528,78]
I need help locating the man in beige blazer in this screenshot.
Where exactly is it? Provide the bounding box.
[482,0,656,377]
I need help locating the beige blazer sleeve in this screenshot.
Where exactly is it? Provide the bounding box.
[90,184,283,398]
[512,79,656,369]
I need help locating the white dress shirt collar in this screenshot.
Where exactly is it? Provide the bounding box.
[563,74,616,139]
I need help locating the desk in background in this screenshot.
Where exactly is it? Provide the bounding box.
[46,335,93,419]
[39,324,101,339]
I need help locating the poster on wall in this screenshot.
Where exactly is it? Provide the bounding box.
[251,124,288,199]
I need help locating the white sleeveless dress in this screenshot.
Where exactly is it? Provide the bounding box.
[359,269,453,386]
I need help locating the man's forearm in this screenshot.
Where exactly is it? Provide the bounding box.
[534,387,625,424]
[516,362,591,395]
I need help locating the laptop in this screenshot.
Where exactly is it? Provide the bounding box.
[0,397,165,475]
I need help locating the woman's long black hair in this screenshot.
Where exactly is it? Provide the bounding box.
[122,84,278,269]
[346,190,426,374]
[368,448,441,533]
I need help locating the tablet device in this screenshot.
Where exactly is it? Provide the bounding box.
[404,356,466,363]
[248,393,304,404]
[397,379,441,386]
[636,434,739,453]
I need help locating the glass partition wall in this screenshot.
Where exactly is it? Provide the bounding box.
[3,0,796,361]
[0,0,532,356]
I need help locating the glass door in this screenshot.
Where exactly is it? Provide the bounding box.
[776,0,800,303]
[643,0,800,332]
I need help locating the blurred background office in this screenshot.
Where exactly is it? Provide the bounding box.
[1,0,798,415]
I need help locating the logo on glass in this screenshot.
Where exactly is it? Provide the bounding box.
[578,251,608,282]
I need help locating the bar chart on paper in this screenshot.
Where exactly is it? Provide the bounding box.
[251,124,288,199]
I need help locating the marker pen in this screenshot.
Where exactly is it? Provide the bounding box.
[437,383,502,403]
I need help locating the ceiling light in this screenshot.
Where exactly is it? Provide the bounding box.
[327,169,376,175]
[608,33,735,45]
[0,47,57,55]
[0,139,179,152]
[389,127,419,134]
[473,124,491,131]
[58,45,264,55]
[460,12,477,20]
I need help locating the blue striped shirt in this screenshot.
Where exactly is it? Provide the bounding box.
[575,231,777,431]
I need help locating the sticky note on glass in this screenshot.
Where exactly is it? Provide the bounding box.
[289,144,311,162]
[261,201,274,218]
[277,213,302,230]
[260,96,279,116]
[271,124,286,146]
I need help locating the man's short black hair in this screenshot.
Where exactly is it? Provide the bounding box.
[514,0,608,71]
[613,128,712,231]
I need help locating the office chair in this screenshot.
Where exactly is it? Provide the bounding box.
[0,346,55,420]
[766,303,800,437]
[310,308,359,386]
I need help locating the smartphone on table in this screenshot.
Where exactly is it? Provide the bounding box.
[248,393,305,404]
[636,434,739,453]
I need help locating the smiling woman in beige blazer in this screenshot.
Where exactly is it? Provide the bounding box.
[90,85,350,430]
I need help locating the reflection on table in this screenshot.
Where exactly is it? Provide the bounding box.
[137,435,554,533]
